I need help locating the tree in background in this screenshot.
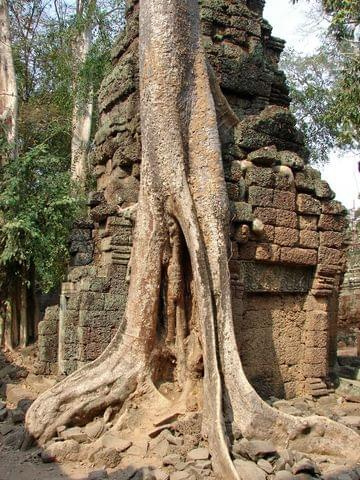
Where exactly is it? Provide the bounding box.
[0,0,125,349]
[286,0,359,163]
[0,0,18,160]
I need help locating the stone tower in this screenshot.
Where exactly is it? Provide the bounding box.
[37,0,348,400]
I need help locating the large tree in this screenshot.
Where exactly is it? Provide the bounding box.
[26,1,360,478]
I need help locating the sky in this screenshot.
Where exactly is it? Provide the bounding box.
[264,0,360,211]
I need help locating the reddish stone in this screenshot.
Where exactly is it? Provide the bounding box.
[299,230,319,249]
[296,194,321,215]
[306,311,328,331]
[318,246,345,266]
[280,247,317,265]
[274,227,299,247]
[276,210,297,228]
[321,200,346,215]
[318,214,348,232]
[248,186,273,207]
[273,190,296,211]
[298,215,318,231]
[255,243,280,262]
[304,347,327,365]
[320,231,344,249]
[253,207,277,225]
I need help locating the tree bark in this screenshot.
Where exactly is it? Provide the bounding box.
[19,274,28,348]
[26,1,360,476]
[0,0,18,161]
[70,0,95,186]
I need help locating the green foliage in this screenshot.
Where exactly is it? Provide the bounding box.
[9,0,125,156]
[286,0,360,162]
[0,144,85,292]
[281,46,340,164]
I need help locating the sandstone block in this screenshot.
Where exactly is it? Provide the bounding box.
[229,160,243,182]
[298,215,318,231]
[44,439,80,462]
[280,247,317,266]
[296,194,321,215]
[248,186,273,207]
[294,166,320,193]
[321,200,347,215]
[320,231,344,248]
[299,231,319,249]
[233,459,266,480]
[255,244,280,262]
[314,179,335,200]
[305,311,328,331]
[304,331,328,348]
[278,150,304,170]
[276,210,297,228]
[245,166,274,188]
[253,207,277,225]
[318,214,348,232]
[187,448,210,461]
[80,292,105,311]
[248,145,278,166]
[239,242,256,260]
[274,170,295,191]
[275,227,299,247]
[302,363,327,377]
[273,191,296,211]
[231,201,254,223]
[261,224,275,242]
[304,347,327,365]
[318,246,345,266]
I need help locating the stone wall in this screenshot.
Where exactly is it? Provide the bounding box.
[37,0,348,399]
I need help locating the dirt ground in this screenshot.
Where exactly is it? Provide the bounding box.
[1,346,360,480]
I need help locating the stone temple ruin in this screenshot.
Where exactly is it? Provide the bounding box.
[37,0,348,401]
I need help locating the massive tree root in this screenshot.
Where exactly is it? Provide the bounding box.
[26,1,360,478]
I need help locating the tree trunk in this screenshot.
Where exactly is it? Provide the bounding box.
[19,275,28,348]
[0,0,18,160]
[26,0,360,476]
[0,302,5,346]
[70,0,95,187]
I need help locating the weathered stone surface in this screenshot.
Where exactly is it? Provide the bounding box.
[314,179,334,199]
[318,214,348,232]
[187,448,210,461]
[278,151,304,170]
[248,186,273,207]
[274,472,295,480]
[245,166,274,188]
[273,191,296,211]
[276,210,297,228]
[241,263,313,293]
[248,145,278,166]
[296,194,321,215]
[275,227,299,247]
[88,469,109,480]
[299,231,319,249]
[44,439,80,461]
[233,459,266,480]
[280,247,317,266]
[231,201,253,223]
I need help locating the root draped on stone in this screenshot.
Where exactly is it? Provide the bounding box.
[25,1,360,478]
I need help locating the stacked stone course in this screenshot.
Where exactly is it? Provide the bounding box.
[37,0,348,399]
